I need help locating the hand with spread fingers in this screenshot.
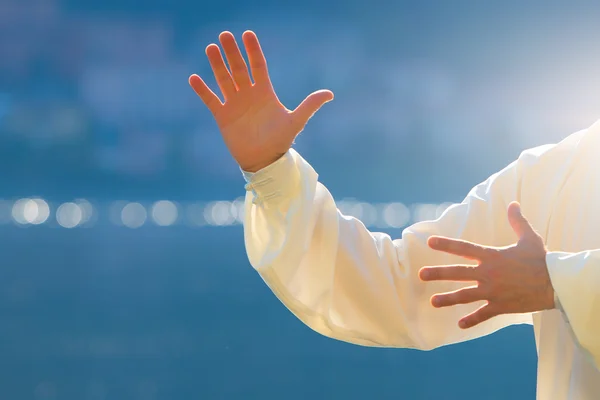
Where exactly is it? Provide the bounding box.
[189,31,334,173]
[419,201,555,329]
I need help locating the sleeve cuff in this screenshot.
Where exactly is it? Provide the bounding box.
[546,251,575,314]
[240,150,301,206]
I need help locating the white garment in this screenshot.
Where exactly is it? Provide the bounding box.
[242,119,600,399]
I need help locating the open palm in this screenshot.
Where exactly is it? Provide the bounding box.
[189,30,334,172]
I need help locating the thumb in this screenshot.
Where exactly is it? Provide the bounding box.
[292,90,334,127]
[507,201,535,240]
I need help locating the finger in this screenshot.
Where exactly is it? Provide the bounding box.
[458,303,498,329]
[507,201,536,240]
[219,31,252,88]
[205,43,237,99]
[419,265,480,282]
[189,74,222,113]
[428,236,489,260]
[242,30,271,85]
[431,286,484,308]
[292,90,334,129]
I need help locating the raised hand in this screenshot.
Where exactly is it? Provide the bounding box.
[189,30,334,172]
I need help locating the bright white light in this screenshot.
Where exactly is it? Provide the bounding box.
[338,199,358,217]
[337,200,378,227]
[362,203,378,227]
[382,202,410,228]
[11,198,30,225]
[56,202,82,228]
[0,198,460,229]
[186,203,206,226]
[348,202,363,218]
[22,199,38,223]
[33,198,50,224]
[413,203,439,223]
[121,202,147,228]
[231,197,245,223]
[76,199,94,225]
[203,202,216,226]
[208,201,235,226]
[26,198,50,224]
[204,201,235,226]
[151,200,178,226]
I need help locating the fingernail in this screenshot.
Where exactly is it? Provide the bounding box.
[432,297,440,307]
[459,320,468,329]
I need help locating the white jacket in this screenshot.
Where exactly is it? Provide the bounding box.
[242,119,600,399]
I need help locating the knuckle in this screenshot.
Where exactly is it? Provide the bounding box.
[464,265,478,278]
[454,292,467,305]
[214,71,228,81]
[475,281,495,300]
[477,284,493,298]
[447,293,460,305]
[481,261,502,280]
[476,261,491,274]
[483,303,499,315]
[450,240,463,251]
[231,62,248,73]
[483,308,497,320]
[447,266,460,277]
[463,287,480,301]
[468,265,480,275]
[485,247,502,259]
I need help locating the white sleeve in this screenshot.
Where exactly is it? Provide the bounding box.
[546,250,600,368]
[243,148,534,350]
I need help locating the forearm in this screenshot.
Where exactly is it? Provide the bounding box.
[243,149,409,346]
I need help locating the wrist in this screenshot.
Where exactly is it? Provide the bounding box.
[240,152,287,174]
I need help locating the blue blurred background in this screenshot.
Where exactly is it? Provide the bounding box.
[1,0,599,398]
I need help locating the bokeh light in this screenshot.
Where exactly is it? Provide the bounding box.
[382,202,411,228]
[151,200,178,226]
[56,202,83,228]
[205,201,236,226]
[76,199,95,226]
[186,203,207,227]
[11,198,30,225]
[121,202,147,228]
[1,198,458,229]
